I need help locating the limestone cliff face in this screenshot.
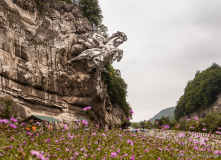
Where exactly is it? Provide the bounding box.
[0,0,126,128]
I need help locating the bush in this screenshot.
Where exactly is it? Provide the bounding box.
[102,64,131,117]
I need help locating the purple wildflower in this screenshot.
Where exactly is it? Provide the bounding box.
[74,152,79,156]
[194,117,198,120]
[0,119,9,123]
[116,148,120,153]
[127,139,134,146]
[216,131,221,134]
[64,124,67,130]
[10,123,17,129]
[110,152,117,158]
[156,122,158,124]
[127,117,130,121]
[83,106,91,111]
[214,150,221,155]
[129,109,134,114]
[178,133,186,138]
[82,120,88,125]
[130,156,135,160]
[31,150,47,160]
[10,118,17,122]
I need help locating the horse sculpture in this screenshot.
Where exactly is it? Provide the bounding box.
[67,31,127,73]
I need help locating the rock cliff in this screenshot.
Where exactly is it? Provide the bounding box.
[0,0,126,128]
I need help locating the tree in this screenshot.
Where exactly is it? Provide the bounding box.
[174,63,221,121]
[78,0,107,33]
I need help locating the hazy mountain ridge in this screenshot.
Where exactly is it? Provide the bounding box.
[150,107,175,121]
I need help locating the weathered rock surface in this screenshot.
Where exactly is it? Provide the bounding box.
[0,0,126,128]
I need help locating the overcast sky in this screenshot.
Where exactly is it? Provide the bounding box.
[99,0,221,122]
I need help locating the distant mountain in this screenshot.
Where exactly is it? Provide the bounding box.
[150,107,175,121]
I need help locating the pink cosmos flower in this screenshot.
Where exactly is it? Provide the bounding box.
[10,118,17,122]
[178,133,186,138]
[116,148,120,153]
[127,139,134,146]
[10,123,17,129]
[218,127,221,130]
[194,147,199,151]
[164,124,170,129]
[0,119,9,123]
[64,124,67,130]
[110,152,117,158]
[30,150,47,160]
[216,131,221,134]
[214,150,221,155]
[130,156,135,160]
[82,120,88,125]
[129,109,134,114]
[83,106,91,111]
[194,117,198,120]
[202,128,207,131]
[74,152,79,156]
[156,122,158,124]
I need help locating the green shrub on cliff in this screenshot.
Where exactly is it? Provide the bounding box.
[174,63,221,121]
[78,0,108,33]
[102,64,131,117]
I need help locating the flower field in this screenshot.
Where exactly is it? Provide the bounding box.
[0,118,221,160]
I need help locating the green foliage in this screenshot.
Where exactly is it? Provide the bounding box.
[199,112,221,133]
[175,63,221,121]
[78,0,102,27]
[177,112,221,133]
[102,64,131,117]
[0,96,14,119]
[155,116,176,128]
[78,0,108,34]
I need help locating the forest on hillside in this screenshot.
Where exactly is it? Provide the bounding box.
[174,63,221,120]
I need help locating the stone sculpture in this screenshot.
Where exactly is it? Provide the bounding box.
[67,29,127,73]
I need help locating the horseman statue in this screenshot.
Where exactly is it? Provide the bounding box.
[67,29,127,73]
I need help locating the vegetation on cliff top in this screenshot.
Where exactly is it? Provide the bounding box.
[174,63,221,121]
